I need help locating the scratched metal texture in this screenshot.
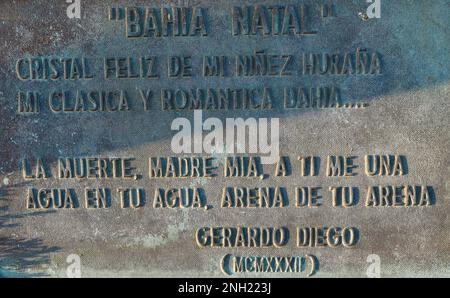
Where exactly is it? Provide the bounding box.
[0,0,449,277]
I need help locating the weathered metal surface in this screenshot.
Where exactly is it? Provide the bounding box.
[0,0,449,277]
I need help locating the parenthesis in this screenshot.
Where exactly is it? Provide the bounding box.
[306,254,318,277]
[220,254,233,276]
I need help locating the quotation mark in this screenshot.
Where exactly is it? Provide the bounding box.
[109,7,125,21]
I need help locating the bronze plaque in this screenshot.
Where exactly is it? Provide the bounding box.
[0,0,449,278]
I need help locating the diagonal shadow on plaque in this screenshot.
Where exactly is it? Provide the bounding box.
[0,184,60,277]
